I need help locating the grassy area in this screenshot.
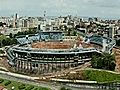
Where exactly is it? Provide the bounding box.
[59,69,120,83]
[84,69,120,83]
[0,78,50,90]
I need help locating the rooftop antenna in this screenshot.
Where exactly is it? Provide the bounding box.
[44,11,46,23]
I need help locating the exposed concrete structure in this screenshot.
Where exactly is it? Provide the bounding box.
[6,31,116,74]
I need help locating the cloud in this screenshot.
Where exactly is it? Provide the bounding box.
[0,0,120,18]
[88,0,120,8]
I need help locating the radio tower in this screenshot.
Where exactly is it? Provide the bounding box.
[44,11,46,22]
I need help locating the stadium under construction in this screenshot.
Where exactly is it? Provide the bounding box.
[6,31,116,74]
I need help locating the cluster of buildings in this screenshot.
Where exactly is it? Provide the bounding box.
[0,13,118,75]
[0,14,40,35]
[0,13,120,40]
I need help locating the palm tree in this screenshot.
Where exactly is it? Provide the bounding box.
[91,53,116,71]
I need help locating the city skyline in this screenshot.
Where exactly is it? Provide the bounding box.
[0,0,120,19]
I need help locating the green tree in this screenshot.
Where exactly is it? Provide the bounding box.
[2,39,7,46]
[9,33,13,38]
[67,29,72,36]
[116,39,120,46]
[2,38,17,46]
[73,31,77,36]
[11,38,17,44]
[17,31,22,36]
[6,38,12,45]
[91,53,116,71]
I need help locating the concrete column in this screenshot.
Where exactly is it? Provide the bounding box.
[26,61,29,72]
[17,60,19,71]
[19,60,21,71]
[40,64,42,74]
[38,64,40,74]
[30,62,32,72]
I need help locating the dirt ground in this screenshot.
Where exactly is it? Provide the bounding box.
[0,57,11,71]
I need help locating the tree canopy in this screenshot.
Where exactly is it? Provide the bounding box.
[2,38,17,46]
[14,27,37,38]
[91,53,116,71]
[116,39,120,46]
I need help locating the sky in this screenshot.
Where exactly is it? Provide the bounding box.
[0,0,120,18]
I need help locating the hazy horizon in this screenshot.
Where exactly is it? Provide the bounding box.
[1,0,120,19]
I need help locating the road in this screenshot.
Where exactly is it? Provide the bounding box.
[0,70,113,90]
[0,71,61,90]
[0,70,108,90]
[0,61,109,90]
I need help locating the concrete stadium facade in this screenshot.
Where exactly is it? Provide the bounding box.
[6,31,116,74]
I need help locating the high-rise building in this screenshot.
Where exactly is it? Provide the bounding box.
[108,26,115,39]
[13,13,18,28]
[23,19,28,27]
